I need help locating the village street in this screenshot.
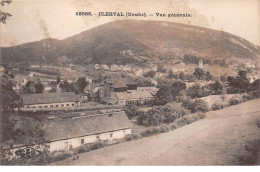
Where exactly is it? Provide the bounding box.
[52,99,260,165]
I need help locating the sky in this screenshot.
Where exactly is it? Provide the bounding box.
[0,0,259,47]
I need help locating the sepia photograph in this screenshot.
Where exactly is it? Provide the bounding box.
[0,0,260,166]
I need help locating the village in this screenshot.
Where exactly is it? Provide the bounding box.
[0,54,260,165]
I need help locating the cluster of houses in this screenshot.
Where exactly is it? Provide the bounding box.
[94,64,131,72]
[18,77,158,111]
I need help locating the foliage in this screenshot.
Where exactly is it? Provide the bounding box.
[179,72,186,81]
[170,113,206,130]
[124,134,140,141]
[143,70,156,78]
[167,70,175,79]
[211,103,224,111]
[155,81,186,105]
[193,68,205,80]
[227,70,249,93]
[208,81,224,95]
[157,65,166,73]
[0,0,12,24]
[205,71,213,81]
[137,103,190,126]
[187,84,209,98]
[229,95,243,105]
[140,125,169,137]
[182,98,209,113]
[124,104,139,119]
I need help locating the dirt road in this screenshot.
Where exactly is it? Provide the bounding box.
[52,99,260,165]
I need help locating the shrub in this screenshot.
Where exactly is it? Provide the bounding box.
[221,94,226,102]
[197,112,206,119]
[132,134,141,140]
[76,145,91,154]
[124,134,133,141]
[229,95,243,105]
[170,123,179,130]
[211,103,224,111]
[140,125,169,137]
[46,153,72,163]
[89,142,105,150]
[194,99,209,113]
[242,94,251,102]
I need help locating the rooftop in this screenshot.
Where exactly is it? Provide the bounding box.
[21,92,81,105]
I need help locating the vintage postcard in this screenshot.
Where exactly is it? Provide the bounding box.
[0,0,259,166]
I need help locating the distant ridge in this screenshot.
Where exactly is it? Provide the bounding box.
[1,20,259,66]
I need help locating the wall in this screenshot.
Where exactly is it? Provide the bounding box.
[22,101,80,110]
[49,128,131,152]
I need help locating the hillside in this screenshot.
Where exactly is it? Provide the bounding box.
[1,20,259,67]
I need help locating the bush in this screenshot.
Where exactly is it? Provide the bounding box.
[170,123,179,130]
[197,112,206,119]
[89,142,105,150]
[182,99,209,113]
[124,134,133,141]
[76,145,91,154]
[221,94,226,102]
[170,113,206,131]
[211,103,224,111]
[229,95,243,105]
[124,134,141,141]
[140,125,169,137]
[46,153,72,163]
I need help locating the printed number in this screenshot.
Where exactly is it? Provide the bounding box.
[76,12,92,16]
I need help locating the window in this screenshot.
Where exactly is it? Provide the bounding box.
[66,104,70,107]
[44,106,48,108]
[50,105,54,108]
[110,133,113,138]
[39,106,42,108]
[61,104,64,107]
[56,105,59,107]
[81,139,84,145]
[72,103,74,106]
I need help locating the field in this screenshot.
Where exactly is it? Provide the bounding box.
[52,98,260,165]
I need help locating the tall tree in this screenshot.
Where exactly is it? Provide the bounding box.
[193,68,205,80]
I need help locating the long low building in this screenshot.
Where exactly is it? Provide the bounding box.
[2,111,132,160]
[20,92,81,110]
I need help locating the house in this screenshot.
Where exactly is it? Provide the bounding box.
[20,92,81,110]
[101,78,137,104]
[94,64,101,70]
[102,78,137,98]
[172,62,186,73]
[134,69,143,76]
[248,74,259,83]
[118,65,124,71]
[2,111,132,160]
[101,64,110,71]
[115,90,153,106]
[122,65,131,72]
[245,62,255,69]
[111,64,118,71]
